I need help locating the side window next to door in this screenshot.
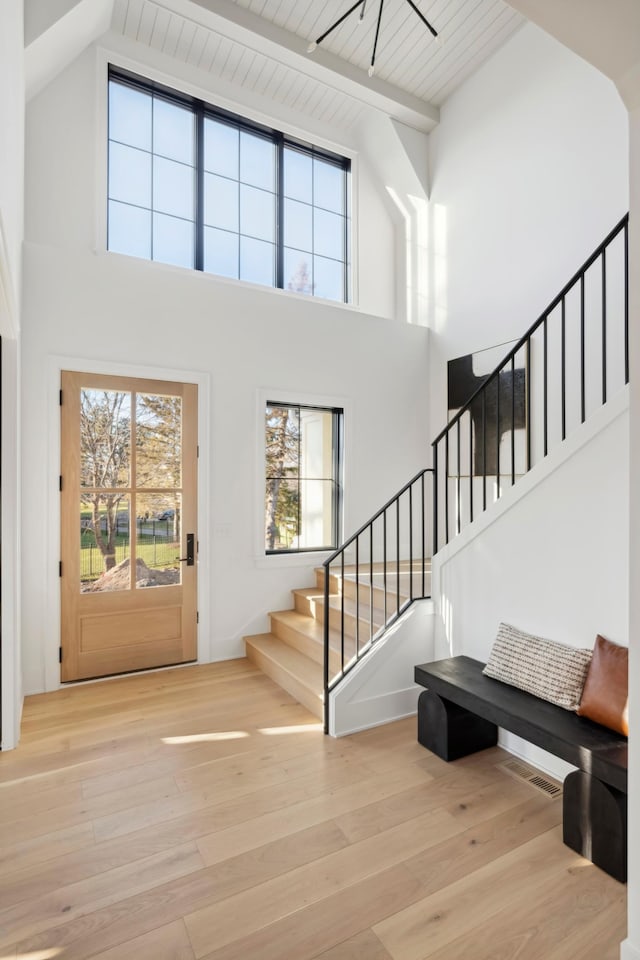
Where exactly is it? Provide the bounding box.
[265,403,343,554]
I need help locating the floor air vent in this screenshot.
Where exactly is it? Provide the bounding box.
[497,759,563,798]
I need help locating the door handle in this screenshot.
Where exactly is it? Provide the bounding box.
[176,533,195,566]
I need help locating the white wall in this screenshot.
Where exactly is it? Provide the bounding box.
[20,39,431,694]
[0,0,24,319]
[623,102,640,960]
[0,0,24,750]
[331,599,435,737]
[433,391,629,778]
[426,22,629,441]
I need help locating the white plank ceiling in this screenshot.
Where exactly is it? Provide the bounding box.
[111,0,525,131]
[231,0,524,105]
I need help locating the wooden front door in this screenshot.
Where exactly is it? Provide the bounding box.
[60,372,198,681]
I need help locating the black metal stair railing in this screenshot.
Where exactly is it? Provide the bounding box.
[433,213,629,551]
[323,213,629,733]
[322,468,434,731]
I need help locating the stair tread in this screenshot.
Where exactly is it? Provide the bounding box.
[292,589,392,625]
[270,609,370,653]
[296,581,413,599]
[270,609,328,642]
[318,561,431,578]
[245,633,323,694]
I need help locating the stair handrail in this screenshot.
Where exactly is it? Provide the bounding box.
[323,468,434,566]
[323,467,434,732]
[432,212,629,549]
[323,213,629,733]
[432,213,629,447]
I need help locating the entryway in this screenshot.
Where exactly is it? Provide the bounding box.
[60,371,198,681]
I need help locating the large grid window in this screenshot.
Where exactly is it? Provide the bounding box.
[108,67,351,302]
[265,403,343,554]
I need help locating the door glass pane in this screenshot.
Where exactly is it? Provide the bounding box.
[136,393,182,488]
[80,494,131,592]
[80,389,131,488]
[135,493,182,588]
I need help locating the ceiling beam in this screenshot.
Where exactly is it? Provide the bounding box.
[169,0,440,131]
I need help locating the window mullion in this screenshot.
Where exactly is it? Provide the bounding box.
[343,168,349,303]
[150,92,155,260]
[276,135,284,290]
[195,100,204,272]
[297,405,302,550]
[332,409,339,548]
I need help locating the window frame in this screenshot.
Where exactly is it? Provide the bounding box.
[264,401,344,556]
[107,65,351,302]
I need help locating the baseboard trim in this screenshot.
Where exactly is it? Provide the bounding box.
[621,939,640,960]
[330,685,420,737]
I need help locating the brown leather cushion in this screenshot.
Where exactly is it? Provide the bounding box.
[577,635,628,736]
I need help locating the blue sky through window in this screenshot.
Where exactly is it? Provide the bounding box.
[108,70,349,301]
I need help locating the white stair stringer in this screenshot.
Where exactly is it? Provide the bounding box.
[328,598,435,737]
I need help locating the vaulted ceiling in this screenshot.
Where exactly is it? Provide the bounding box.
[27,0,526,132]
[228,0,524,106]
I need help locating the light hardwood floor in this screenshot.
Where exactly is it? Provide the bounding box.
[0,659,626,959]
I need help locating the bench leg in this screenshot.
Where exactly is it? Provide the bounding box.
[563,770,627,883]
[417,689,498,762]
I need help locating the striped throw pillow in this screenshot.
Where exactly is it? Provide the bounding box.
[483,622,592,711]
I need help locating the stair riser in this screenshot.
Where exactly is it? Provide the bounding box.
[341,579,409,612]
[270,612,358,676]
[323,602,384,644]
[294,591,322,618]
[315,567,430,611]
[270,614,323,665]
[315,568,342,594]
[294,589,381,632]
[245,641,323,720]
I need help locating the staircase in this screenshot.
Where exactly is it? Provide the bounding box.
[247,214,629,730]
[245,561,431,719]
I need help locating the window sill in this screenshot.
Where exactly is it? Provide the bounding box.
[97,248,374,316]
[254,551,333,570]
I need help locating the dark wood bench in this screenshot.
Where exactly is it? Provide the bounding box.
[414,655,628,882]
